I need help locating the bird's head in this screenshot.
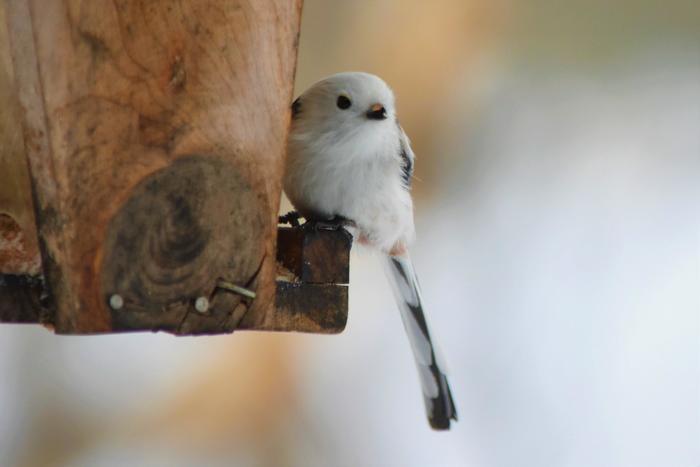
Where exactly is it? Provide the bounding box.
[291,72,396,134]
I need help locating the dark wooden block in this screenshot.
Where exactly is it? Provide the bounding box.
[267,282,348,334]
[277,225,352,284]
[0,274,48,324]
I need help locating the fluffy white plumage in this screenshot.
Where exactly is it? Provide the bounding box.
[284,72,457,430]
[285,72,415,254]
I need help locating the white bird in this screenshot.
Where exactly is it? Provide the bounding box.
[284,72,457,430]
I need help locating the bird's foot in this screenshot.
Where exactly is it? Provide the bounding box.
[307,215,356,231]
[278,210,302,227]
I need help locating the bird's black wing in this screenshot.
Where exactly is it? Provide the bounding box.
[291,97,302,119]
[397,123,415,189]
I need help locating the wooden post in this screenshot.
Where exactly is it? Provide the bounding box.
[2,0,308,334]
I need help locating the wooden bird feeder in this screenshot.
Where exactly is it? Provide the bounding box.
[0,0,352,335]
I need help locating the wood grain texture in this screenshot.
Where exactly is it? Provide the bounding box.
[1,226,352,334]
[101,156,264,334]
[0,2,41,275]
[4,0,303,333]
[277,225,351,284]
[249,225,351,334]
[269,282,348,334]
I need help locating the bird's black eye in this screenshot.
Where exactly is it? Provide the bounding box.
[337,95,352,110]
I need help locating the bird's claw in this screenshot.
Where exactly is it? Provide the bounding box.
[278,210,302,227]
[307,215,355,231]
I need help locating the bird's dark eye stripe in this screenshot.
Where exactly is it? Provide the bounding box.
[337,95,352,110]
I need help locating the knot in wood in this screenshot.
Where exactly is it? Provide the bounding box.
[100,156,266,333]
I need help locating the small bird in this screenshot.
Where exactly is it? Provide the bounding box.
[284,72,457,430]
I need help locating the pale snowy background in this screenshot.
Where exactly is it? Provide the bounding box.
[1,1,699,466]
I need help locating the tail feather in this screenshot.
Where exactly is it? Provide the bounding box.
[383,254,457,430]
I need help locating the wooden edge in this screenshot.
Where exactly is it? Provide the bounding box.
[269,281,348,334]
[0,225,352,334]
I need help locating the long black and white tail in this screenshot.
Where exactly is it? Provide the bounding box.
[383,253,457,430]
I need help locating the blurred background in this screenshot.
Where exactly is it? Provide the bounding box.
[2,1,699,466]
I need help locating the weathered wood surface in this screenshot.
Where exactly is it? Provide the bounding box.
[272,282,348,333]
[0,226,352,334]
[0,3,41,275]
[277,225,351,284]
[3,0,303,333]
[0,274,47,324]
[241,225,351,333]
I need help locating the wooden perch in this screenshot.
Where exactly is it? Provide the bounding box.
[263,225,352,333]
[0,0,352,335]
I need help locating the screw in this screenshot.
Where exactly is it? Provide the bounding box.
[109,294,124,310]
[194,296,209,313]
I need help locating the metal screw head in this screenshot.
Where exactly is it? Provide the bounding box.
[194,296,209,313]
[109,294,124,310]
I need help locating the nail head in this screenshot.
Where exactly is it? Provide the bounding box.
[195,296,209,313]
[109,294,124,310]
